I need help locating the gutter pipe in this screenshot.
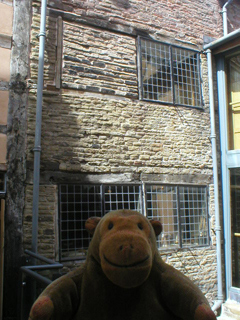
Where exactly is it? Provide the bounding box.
[206,0,235,311]
[222,0,234,36]
[206,49,224,312]
[32,0,47,254]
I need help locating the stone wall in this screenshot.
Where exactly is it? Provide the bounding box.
[62,22,138,97]
[23,0,239,307]
[23,185,57,259]
[27,91,213,174]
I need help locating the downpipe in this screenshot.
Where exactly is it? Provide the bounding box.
[206,49,224,312]
[222,0,234,36]
[32,0,47,255]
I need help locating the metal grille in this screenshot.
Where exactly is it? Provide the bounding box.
[139,37,202,108]
[59,183,208,260]
[59,184,142,260]
[140,39,173,103]
[179,186,208,246]
[104,185,142,212]
[146,185,178,248]
[59,184,102,260]
[146,185,208,249]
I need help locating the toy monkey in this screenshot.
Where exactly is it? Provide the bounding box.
[29,209,216,320]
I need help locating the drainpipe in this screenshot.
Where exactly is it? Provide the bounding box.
[32,0,47,254]
[222,0,234,36]
[206,49,224,312]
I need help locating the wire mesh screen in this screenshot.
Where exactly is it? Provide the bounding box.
[59,184,208,260]
[146,185,178,248]
[59,184,142,260]
[139,38,202,108]
[146,185,208,249]
[172,47,202,107]
[140,39,173,103]
[104,185,142,213]
[179,186,208,246]
[59,184,103,260]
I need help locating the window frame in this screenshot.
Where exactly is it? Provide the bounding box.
[58,183,209,261]
[137,36,203,109]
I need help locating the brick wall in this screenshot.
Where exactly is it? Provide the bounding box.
[23,0,240,306]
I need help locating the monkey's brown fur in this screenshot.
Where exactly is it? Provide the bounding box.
[29,209,216,320]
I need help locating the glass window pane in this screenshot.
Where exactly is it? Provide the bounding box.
[172,47,201,107]
[104,185,142,213]
[140,39,173,103]
[59,184,102,260]
[139,38,202,107]
[227,54,240,150]
[145,185,179,249]
[179,186,208,247]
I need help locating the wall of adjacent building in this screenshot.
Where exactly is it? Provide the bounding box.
[0,0,13,168]
[0,1,13,318]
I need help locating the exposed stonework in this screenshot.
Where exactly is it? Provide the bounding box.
[27,90,213,174]
[23,185,57,259]
[62,22,138,97]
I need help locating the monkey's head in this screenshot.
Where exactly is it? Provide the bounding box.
[85,209,162,289]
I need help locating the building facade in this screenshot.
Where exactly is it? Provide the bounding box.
[2,0,240,319]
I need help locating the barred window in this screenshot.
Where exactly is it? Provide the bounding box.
[59,184,142,260]
[138,38,202,108]
[59,184,208,261]
[146,185,208,249]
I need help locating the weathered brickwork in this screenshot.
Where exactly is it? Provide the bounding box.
[162,247,217,302]
[23,0,240,307]
[23,185,57,258]
[54,0,224,44]
[63,22,138,97]
[27,90,213,175]
[30,9,57,86]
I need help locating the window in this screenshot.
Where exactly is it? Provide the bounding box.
[138,38,202,108]
[226,53,240,150]
[59,183,208,260]
[146,185,208,248]
[59,184,142,260]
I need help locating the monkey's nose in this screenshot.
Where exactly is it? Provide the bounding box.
[119,243,134,252]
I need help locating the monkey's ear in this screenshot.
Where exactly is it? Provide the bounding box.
[149,220,162,236]
[85,217,101,235]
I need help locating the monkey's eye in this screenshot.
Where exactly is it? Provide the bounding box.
[108,222,114,230]
[138,223,143,230]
